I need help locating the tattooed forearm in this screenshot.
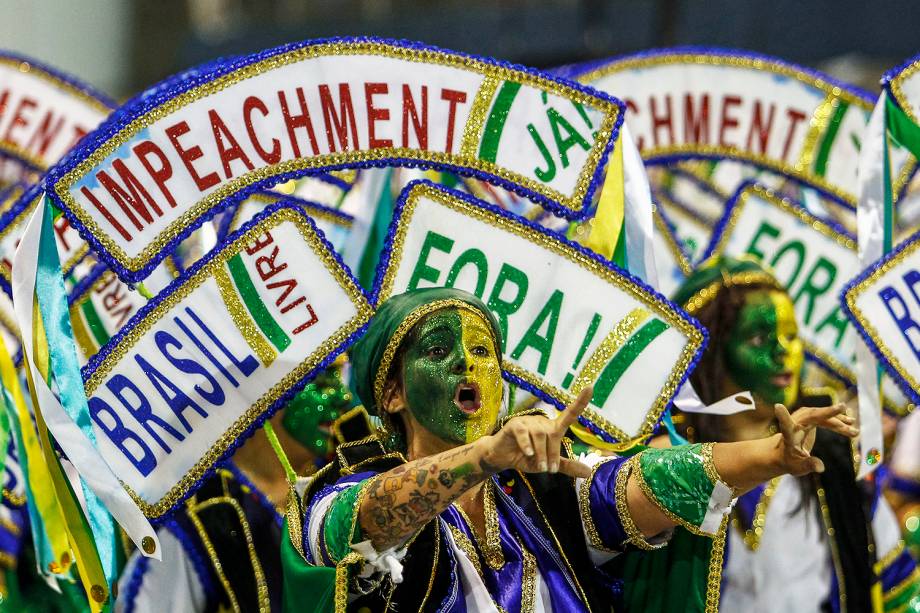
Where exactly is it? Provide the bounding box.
[359,440,492,549]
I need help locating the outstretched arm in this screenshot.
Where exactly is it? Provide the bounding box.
[359,388,593,550]
[628,403,857,538]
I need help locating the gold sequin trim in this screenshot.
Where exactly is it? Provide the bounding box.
[732,476,780,551]
[53,41,621,275]
[451,480,505,570]
[652,209,693,275]
[576,52,915,206]
[569,307,651,395]
[85,208,372,518]
[796,95,838,172]
[816,483,848,612]
[519,537,537,612]
[459,75,501,158]
[448,523,484,576]
[874,539,906,575]
[700,442,736,497]
[0,551,14,570]
[214,264,278,367]
[372,298,500,410]
[378,182,706,443]
[884,566,920,605]
[614,455,665,551]
[2,488,25,507]
[229,191,353,235]
[705,515,729,613]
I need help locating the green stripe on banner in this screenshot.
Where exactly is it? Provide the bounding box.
[592,319,669,407]
[80,300,110,347]
[478,81,522,163]
[227,254,291,352]
[886,95,920,158]
[814,101,849,177]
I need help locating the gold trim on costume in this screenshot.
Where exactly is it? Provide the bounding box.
[732,476,780,551]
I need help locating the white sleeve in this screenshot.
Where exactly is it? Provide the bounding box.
[115,527,207,613]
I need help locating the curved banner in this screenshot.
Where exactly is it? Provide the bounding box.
[372,180,706,442]
[216,190,353,252]
[81,202,371,517]
[652,206,693,297]
[705,182,857,382]
[0,52,114,171]
[842,230,920,405]
[562,47,915,209]
[0,184,88,294]
[46,37,625,283]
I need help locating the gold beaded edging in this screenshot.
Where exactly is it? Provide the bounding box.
[86,207,372,518]
[228,191,353,235]
[843,235,920,400]
[577,52,915,206]
[705,515,729,613]
[889,59,920,125]
[874,539,906,575]
[652,209,693,275]
[615,455,665,551]
[732,476,780,551]
[53,41,621,275]
[377,182,705,443]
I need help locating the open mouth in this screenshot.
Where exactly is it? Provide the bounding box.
[771,372,794,388]
[454,381,482,415]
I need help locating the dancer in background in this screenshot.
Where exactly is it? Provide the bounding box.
[672,256,920,613]
[116,366,352,613]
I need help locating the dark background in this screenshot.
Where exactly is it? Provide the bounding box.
[131,0,920,95]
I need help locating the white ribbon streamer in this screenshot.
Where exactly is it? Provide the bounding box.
[12,200,160,558]
[853,95,888,478]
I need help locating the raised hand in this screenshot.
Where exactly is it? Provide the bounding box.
[479,386,593,479]
[773,402,858,476]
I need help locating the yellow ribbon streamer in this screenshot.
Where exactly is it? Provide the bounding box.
[0,334,72,576]
[29,297,109,611]
[582,135,625,260]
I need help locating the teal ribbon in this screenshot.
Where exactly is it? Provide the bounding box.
[34,197,117,587]
[662,407,688,446]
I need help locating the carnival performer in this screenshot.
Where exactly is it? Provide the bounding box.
[672,256,920,613]
[283,286,857,612]
[116,367,352,613]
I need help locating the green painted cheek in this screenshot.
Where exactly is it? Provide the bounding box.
[725,293,787,405]
[282,368,352,456]
[402,311,469,444]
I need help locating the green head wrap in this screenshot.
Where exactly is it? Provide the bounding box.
[349,287,502,416]
[671,255,781,313]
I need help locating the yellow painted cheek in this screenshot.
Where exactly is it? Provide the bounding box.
[770,291,804,406]
[459,311,503,443]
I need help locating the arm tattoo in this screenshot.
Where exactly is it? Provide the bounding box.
[359,445,489,549]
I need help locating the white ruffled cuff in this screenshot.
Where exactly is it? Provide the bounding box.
[350,540,409,584]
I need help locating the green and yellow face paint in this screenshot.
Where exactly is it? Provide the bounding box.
[401,307,503,445]
[724,289,804,406]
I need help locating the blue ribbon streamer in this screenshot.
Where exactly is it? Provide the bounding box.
[34,197,117,586]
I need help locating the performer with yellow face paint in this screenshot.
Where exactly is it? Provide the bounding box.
[283,286,859,612]
[673,257,920,613]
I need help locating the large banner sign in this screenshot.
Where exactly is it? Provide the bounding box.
[705,182,858,381]
[0,185,88,293]
[0,52,114,171]
[45,37,625,283]
[82,202,371,517]
[562,48,915,209]
[842,230,920,405]
[373,181,706,441]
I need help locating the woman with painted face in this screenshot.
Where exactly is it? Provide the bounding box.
[284,287,857,612]
[672,256,920,613]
